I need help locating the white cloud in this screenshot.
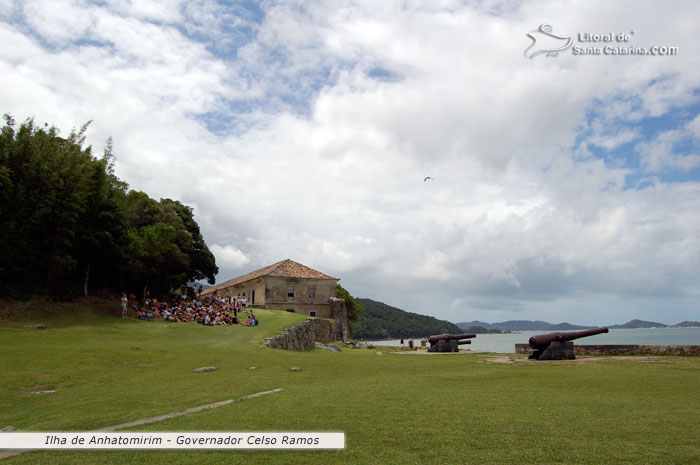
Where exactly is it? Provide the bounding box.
[0,0,14,16]
[637,130,700,172]
[588,119,640,151]
[209,244,250,269]
[2,0,700,325]
[104,0,185,24]
[687,114,700,139]
[21,0,95,44]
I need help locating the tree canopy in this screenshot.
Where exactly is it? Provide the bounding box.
[0,115,218,298]
[336,283,364,334]
[352,298,462,339]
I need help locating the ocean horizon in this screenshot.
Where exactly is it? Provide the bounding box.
[370,327,700,354]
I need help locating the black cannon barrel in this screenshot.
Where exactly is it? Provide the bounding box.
[528,327,609,349]
[428,333,477,344]
[457,339,472,345]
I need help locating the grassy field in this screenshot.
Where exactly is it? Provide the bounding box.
[1,299,699,464]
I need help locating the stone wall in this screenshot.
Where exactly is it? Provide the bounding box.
[263,318,339,351]
[329,297,348,342]
[264,277,337,309]
[264,298,348,351]
[515,343,700,356]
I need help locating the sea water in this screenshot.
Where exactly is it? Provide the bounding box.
[371,327,700,354]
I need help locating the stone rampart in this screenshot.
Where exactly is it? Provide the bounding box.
[329,297,348,341]
[264,299,348,351]
[514,344,700,356]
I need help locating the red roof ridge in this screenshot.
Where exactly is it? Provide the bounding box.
[202,259,338,295]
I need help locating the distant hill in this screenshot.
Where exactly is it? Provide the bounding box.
[457,318,691,331]
[353,298,462,339]
[462,325,489,334]
[670,321,700,328]
[456,320,594,331]
[462,325,508,334]
[459,320,493,329]
[609,319,668,329]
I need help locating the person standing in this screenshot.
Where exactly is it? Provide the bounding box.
[408,338,414,351]
[400,338,405,351]
[120,292,128,319]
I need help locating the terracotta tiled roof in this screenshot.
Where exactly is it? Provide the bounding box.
[201,259,338,295]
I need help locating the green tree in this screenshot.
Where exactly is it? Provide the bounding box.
[122,192,186,295]
[352,298,462,339]
[121,193,218,295]
[72,142,128,296]
[160,198,218,284]
[336,283,364,332]
[0,115,218,299]
[0,116,105,296]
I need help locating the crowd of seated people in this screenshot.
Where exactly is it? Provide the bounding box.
[131,292,258,327]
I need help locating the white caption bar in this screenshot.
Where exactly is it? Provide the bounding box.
[0,432,345,450]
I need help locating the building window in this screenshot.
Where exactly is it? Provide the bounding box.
[308,286,315,298]
[288,286,294,297]
[310,311,316,317]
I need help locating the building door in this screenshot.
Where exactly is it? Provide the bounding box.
[251,290,255,305]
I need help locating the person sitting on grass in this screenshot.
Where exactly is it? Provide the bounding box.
[129,293,249,326]
[151,305,161,319]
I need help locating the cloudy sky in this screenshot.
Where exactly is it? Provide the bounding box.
[2,0,699,325]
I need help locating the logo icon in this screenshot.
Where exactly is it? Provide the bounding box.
[524,24,573,59]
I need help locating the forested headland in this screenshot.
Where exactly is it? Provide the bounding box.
[353,298,461,339]
[0,115,218,299]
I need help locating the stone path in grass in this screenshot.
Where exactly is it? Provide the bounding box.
[96,388,284,431]
[0,388,284,460]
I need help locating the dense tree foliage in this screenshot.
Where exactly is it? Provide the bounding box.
[0,115,217,298]
[335,283,364,321]
[352,298,462,339]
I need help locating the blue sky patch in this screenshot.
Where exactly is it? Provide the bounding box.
[578,96,700,188]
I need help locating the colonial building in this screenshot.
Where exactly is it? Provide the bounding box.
[201,259,339,318]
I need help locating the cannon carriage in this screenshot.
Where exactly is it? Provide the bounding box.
[427,333,476,352]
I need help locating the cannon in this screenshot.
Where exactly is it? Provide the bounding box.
[427,333,476,352]
[428,333,476,344]
[527,327,609,360]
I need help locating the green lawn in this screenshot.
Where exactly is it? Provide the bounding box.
[1,302,699,464]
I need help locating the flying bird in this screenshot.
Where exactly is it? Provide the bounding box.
[424,176,434,182]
